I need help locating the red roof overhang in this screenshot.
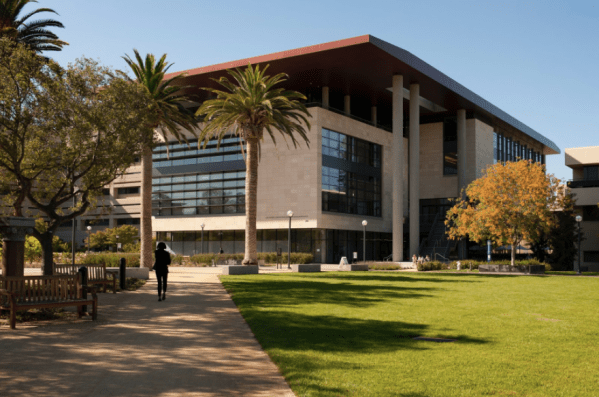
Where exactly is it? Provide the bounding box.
[165,35,559,154]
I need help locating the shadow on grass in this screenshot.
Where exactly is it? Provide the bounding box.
[224,277,436,309]
[315,272,482,283]
[243,310,489,354]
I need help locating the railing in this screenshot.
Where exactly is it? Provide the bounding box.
[567,179,599,188]
[435,253,451,263]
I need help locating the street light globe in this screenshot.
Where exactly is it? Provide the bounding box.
[201,223,205,229]
[362,220,368,226]
[287,210,294,217]
[576,215,582,223]
[86,226,91,231]
[116,235,119,239]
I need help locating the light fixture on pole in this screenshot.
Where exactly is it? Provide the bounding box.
[576,215,582,274]
[86,226,92,253]
[200,223,205,254]
[362,220,368,262]
[287,210,293,269]
[115,235,119,253]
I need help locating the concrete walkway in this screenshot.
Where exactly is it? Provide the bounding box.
[0,267,295,397]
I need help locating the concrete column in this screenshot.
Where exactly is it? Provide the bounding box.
[457,109,467,259]
[409,84,420,257]
[344,95,351,116]
[457,109,467,196]
[322,86,329,109]
[392,75,404,262]
[371,106,377,127]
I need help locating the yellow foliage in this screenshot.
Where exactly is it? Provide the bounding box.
[445,160,562,261]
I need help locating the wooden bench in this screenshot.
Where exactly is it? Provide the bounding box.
[0,274,97,329]
[54,263,117,293]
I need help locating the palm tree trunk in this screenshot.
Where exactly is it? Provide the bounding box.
[243,137,258,265]
[140,145,153,269]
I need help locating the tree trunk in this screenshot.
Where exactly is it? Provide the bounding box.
[40,232,54,276]
[511,243,516,267]
[243,137,258,265]
[140,145,153,269]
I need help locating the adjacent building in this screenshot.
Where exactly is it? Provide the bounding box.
[75,35,559,263]
[566,146,599,271]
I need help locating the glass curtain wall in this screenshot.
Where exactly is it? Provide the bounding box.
[493,132,544,165]
[156,228,392,263]
[321,128,382,217]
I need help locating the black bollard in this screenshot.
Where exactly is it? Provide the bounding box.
[119,258,126,290]
[78,266,88,314]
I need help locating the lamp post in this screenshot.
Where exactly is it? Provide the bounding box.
[576,215,582,274]
[86,226,92,253]
[362,220,368,262]
[115,235,119,253]
[287,210,293,269]
[219,231,223,254]
[200,223,205,254]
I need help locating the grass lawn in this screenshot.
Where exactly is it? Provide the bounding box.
[221,272,599,396]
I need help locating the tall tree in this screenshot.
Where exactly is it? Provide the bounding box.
[548,188,580,270]
[446,160,562,266]
[121,50,198,269]
[0,39,154,274]
[196,64,311,265]
[0,0,67,53]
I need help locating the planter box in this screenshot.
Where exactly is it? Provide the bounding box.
[291,264,321,272]
[479,264,545,274]
[340,264,369,271]
[222,265,259,275]
[215,259,242,266]
[106,267,150,280]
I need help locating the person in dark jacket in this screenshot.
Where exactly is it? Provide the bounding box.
[154,242,171,301]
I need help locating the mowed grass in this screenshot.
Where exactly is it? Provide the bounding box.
[221,272,599,397]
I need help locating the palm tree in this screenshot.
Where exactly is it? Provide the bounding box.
[122,50,198,269]
[0,0,67,53]
[196,64,311,265]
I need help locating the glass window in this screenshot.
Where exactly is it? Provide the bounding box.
[443,119,458,175]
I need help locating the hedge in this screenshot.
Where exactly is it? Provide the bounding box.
[190,252,314,265]
[417,259,551,271]
[82,253,140,267]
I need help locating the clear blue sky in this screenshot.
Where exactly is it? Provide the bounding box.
[43,0,598,181]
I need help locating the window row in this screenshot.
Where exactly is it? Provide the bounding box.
[322,167,380,194]
[153,189,246,200]
[152,144,242,160]
[154,137,241,153]
[322,192,382,217]
[493,132,544,164]
[154,196,245,208]
[322,128,382,168]
[154,153,244,167]
[153,205,245,216]
[152,180,245,193]
[153,171,246,185]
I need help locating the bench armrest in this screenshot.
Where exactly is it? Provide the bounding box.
[0,289,15,297]
[82,285,98,299]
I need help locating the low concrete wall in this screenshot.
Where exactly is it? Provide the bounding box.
[340,264,369,271]
[106,267,150,280]
[291,264,321,273]
[222,265,259,275]
[479,265,545,274]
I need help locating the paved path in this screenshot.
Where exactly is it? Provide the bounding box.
[0,267,295,397]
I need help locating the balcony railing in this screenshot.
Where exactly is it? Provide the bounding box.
[567,179,599,188]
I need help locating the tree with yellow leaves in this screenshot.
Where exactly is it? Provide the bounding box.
[445,160,561,266]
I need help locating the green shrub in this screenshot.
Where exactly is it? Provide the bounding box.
[82,252,140,267]
[417,261,448,271]
[368,263,401,270]
[189,252,314,265]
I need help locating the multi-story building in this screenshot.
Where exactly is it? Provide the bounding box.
[566,146,599,271]
[74,35,559,263]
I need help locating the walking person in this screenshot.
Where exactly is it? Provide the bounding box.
[154,242,171,301]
